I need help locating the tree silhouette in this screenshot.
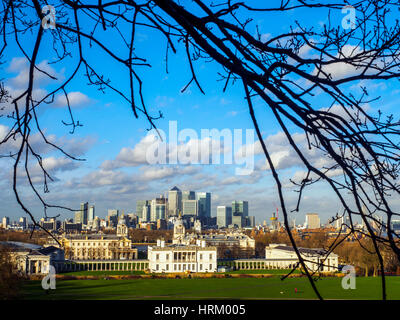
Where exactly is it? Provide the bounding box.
[1,0,400,299]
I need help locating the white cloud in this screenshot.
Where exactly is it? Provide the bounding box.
[298,44,313,57]
[54,91,91,108]
[7,57,27,73]
[260,33,271,43]
[0,85,48,117]
[7,58,64,88]
[139,166,175,180]
[8,156,81,185]
[138,165,201,181]
[0,124,96,158]
[101,134,158,169]
[319,103,370,125]
[102,134,230,169]
[39,157,79,172]
[237,131,334,172]
[69,169,134,188]
[312,45,383,81]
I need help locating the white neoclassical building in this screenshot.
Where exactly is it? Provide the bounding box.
[4,242,64,275]
[46,214,138,261]
[149,217,217,273]
[54,233,138,261]
[148,239,217,273]
[264,244,339,272]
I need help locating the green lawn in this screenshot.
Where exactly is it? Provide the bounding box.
[58,269,297,276]
[59,270,145,276]
[21,276,400,300]
[225,269,301,275]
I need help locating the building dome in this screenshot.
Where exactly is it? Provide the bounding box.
[173,216,185,244]
[118,213,125,225]
[117,213,128,237]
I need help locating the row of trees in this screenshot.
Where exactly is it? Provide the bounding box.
[335,238,400,276]
[217,243,254,259]
[0,246,24,299]
[0,229,48,245]
[128,229,173,243]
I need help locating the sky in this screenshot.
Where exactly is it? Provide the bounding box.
[1,1,399,225]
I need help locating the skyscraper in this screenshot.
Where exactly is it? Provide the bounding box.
[231,201,249,227]
[182,199,198,216]
[168,186,182,216]
[136,200,149,216]
[249,216,255,227]
[80,202,89,225]
[197,192,211,220]
[232,215,244,228]
[232,201,249,217]
[108,209,119,227]
[305,213,321,229]
[141,204,151,222]
[88,205,95,223]
[151,197,167,221]
[74,211,83,224]
[19,217,27,230]
[217,206,232,228]
[2,217,9,229]
[182,190,196,201]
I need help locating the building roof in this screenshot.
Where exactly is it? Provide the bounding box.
[2,243,63,257]
[151,244,216,251]
[62,234,124,240]
[268,245,336,257]
[170,186,181,191]
[0,241,41,251]
[38,246,62,255]
[27,250,45,256]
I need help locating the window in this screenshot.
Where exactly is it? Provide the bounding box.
[209,253,212,260]
[200,264,202,271]
[166,254,169,260]
[174,264,177,271]
[209,264,212,270]
[199,254,203,260]
[156,254,159,260]
[156,264,159,271]
[166,264,169,271]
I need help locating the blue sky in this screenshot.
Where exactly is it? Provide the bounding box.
[1,1,400,225]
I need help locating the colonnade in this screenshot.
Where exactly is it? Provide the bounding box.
[53,259,149,273]
[233,259,297,270]
[26,258,50,274]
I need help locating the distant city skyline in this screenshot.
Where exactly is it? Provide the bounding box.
[0,194,372,227]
